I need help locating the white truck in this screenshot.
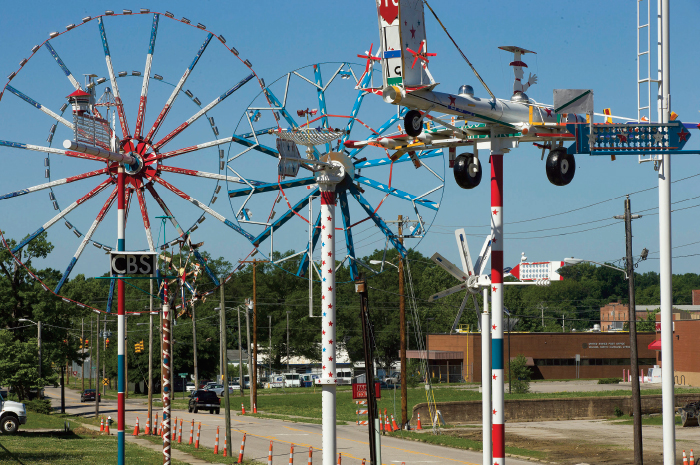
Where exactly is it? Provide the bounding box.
[0,391,27,434]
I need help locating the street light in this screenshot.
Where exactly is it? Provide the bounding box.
[18,318,42,397]
[369,260,398,270]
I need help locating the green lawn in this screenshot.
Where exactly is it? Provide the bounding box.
[608,414,682,426]
[139,434,262,464]
[0,412,188,465]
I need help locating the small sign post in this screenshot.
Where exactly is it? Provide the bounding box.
[352,382,382,400]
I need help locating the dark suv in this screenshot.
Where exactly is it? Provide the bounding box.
[188,390,220,414]
[80,389,101,402]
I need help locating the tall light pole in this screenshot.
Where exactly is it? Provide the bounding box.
[219,278,231,463]
[245,300,253,411]
[268,315,272,382]
[286,310,291,374]
[191,299,198,391]
[95,313,100,418]
[18,319,42,397]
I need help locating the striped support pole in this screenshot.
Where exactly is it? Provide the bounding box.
[289,444,295,464]
[188,419,194,445]
[481,300,492,465]
[237,432,246,463]
[177,418,182,443]
[195,422,201,448]
[268,441,273,465]
[308,446,313,465]
[490,152,504,465]
[117,165,126,465]
[214,426,219,454]
[153,413,158,436]
[318,187,337,465]
[162,284,172,464]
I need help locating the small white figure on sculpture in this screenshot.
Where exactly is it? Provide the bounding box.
[498,46,537,101]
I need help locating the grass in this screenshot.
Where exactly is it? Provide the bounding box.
[609,414,682,426]
[0,412,188,465]
[139,434,261,464]
[249,413,347,425]
[383,429,546,460]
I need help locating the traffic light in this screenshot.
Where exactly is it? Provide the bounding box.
[79,338,83,349]
[135,340,144,354]
[105,338,110,349]
[84,338,89,349]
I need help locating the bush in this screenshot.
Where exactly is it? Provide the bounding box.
[508,354,531,394]
[25,398,53,415]
[598,377,622,385]
[614,406,623,417]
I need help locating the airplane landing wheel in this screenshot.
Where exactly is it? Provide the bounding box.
[546,148,576,186]
[404,110,423,137]
[453,153,482,189]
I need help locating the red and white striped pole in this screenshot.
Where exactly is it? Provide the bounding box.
[214,426,219,454]
[188,419,194,445]
[237,432,246,463]
[289,443,295,464]
[195,422,201,448]
[268,440,273,465]
[490,151,505,465]
[308,446,313,465]
[117,164,126,464]
[162,278,172,463]
[318,184,338,465]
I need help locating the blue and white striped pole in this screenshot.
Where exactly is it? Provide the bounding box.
[490,152,504,464]
[117,164,126,464]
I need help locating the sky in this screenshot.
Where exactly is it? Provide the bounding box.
[0,0,699,299]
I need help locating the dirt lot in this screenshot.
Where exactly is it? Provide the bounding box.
[445,419,700,464]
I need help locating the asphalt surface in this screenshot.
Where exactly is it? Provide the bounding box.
[44,386,533,465]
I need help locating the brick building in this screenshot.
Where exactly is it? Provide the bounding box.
[649,315,700,386]
[599,289,700,331]
[417,331,657,382]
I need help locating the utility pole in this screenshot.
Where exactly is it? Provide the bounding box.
[81,318,84,391]
[239,259,266,414]
[60,364,65,414]
[37,320,42,398]
[286,310,291,374]
[124,315,128,399]
[219,277,232,461]
[356,275,380,465]
[615,195,643,465]
[148,280,154,426]
[397,215,408,429]
[95,314,100,418]
[191,299,198,391]
[245,301,253,411]
[268,315,272,382]
[237,306,243,396]
[102,314,106,396]
[89,318,93,389]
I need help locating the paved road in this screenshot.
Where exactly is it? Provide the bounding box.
[45,386,532,465]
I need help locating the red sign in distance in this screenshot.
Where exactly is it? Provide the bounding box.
[352,382,382,399]
[378,0,399,24]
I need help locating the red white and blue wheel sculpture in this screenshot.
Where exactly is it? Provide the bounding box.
[0,9,269,311]
[224,62,445,283]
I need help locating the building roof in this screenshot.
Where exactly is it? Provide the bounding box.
[67,89,91,99]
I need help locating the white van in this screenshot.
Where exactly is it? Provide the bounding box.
[283,373,301,387]
[336,370,353,385]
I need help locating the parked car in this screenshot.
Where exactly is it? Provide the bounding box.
[80,389,101,402]
[205,384,225,396]
[283,373,301,387]
[188,390,220,414]
[0,391,26,434]
[301,374,319,387]
[336,370,353,385]
[185,383,196,392]
[385,371,401,386]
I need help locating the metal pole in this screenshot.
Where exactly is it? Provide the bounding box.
[103,314,107,396]
[148,280,154,426]
[95,314,100,418]
[490,149,505,464]
[90,317,93,390]
[356,276,377,465]
[162,285,172,464]
[238,307,243,396]
[481,298,491,465]
[659,1,675,463]
[319,188,337,465]
[220,277,232,460]
[398,216,408,429]
[245,303,253,409]
[60,364,65,414]
[268,315,272,384]
[508,314,511,395]
[192,299,198,391]
[117,164,126,465]
[286,311,290,373]
[623,196,643,465]
[253,265,258,412]
[81,318,84,392]
[37,321,42,397]
[124,315,128,399]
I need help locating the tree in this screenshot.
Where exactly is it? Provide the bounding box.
[507,354,531,394]
[0,330,56,399]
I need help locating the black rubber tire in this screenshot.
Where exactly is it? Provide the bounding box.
[193,406,198,414]
[404,110,423,137]
[453,153,482,189]
[546,148,576,186]
[1,415,19,434]
[188,406,192,413]
[209,409,214,414]
[216,409,220,415]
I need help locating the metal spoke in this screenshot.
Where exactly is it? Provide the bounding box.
[97,17,131,139]
[156,136,235,162]
[145,33,213,143]
[134,13,160,139]
[153,73,254,150]
[354,175,439,211]
[0,167,108,200]
[348,107,408,159]
[340,71,372,149]
[252,187,319,246]
[296,210,322,277]
[55,187,117,292]
[228,177,316,199]
[263,87,320,159]
[5,85,74,129]
[229,134,278,159]
[11,178,113,253]
[337,190,358,280]
[44,42,82,91]
[353,149,441,169]
[145,183,220,286]
[347,183,407,258]
[159,165,258,185]
[135,188,155,252]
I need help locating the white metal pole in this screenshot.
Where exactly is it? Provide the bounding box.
[659,1,675,463]
[318,187,337,465]
[481,290,491,465]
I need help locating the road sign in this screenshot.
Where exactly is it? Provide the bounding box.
[109,251,157,276]
[179,373,188,378]
[72,371,78,376]
[567,120,693,155]
[352,382,381,399]
[103,378,109,386]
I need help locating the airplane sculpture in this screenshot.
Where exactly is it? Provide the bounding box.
[345,0,595,189]
[429,228,564,333]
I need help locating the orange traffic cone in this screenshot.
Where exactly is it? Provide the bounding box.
[106,417,111,435]
[241,403,246,415]
[267,441,273,465]
[338,452,342,464]
[153,413,158,436]
[683,450,688,465]
[307,446,312,465]
[416,413,423,430]
[288,444,294,464]
[237,432,246,463]
[691,450,695,465]
[214,426,220,454]
[188,419,194,445]
[379,411,384,432]
[223,436,228,457]
[177,418,183,443]
[384,409,390,432]
[391,414,399,432]
[144,415,150,435]
[100,417,104,432]
[254,402,258,414]
[195,422,201,449]
[132,417,140,436]
[362,460,366,465]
